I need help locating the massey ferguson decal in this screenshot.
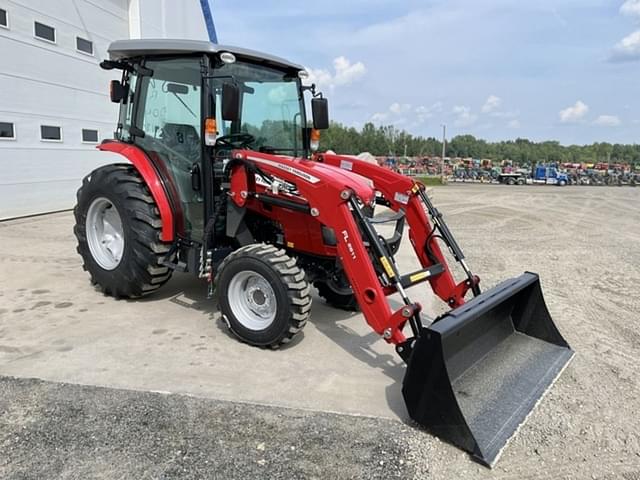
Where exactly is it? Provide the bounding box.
[248,156,321,184]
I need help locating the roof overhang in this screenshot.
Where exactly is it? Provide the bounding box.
[108,39,304,72]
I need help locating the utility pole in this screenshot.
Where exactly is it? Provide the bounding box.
[441,124,446,183]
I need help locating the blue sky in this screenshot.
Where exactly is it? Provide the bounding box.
[213,1,640,145]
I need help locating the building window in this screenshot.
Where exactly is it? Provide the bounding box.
[76,37,93,55]
[0,8,8,29]
[40,125,62,141]
[0,122,15,139]
[34,21,56,43]
[82,129,99,143]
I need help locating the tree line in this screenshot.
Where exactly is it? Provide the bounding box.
[320,122,640,165]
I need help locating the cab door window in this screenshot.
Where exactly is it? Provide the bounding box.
[135,57,203,236]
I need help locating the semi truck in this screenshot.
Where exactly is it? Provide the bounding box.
[499,165,570,186]
[532,165,569,186]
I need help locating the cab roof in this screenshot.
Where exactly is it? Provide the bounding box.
[108,39,304,72]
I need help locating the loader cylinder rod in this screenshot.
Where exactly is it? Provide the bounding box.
[349,196,423,337]
[418,188,481,296]
[418,188,465,261]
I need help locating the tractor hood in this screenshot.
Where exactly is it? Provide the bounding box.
[235,151,376,205]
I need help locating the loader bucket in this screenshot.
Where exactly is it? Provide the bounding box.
[402,272,574,467]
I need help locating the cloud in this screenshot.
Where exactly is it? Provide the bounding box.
[372,101,444,125]
[481,95,502,113]
[333,56,367,85]
[559,100,589,123]
[452,105,478,127]
[389,102,412,114]
[480,95,520,124]
[414,101,443,123]
[593,115,622,126]
[621,0,640,18]
[371,102,413,124]
[371,112,388,122]
[610,2,640,62]
[610,29,640,62]
[306,56,366,89]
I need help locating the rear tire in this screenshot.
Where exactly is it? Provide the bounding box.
[314,277,359,311]
[74,164,173,298]
[216,244,311,348]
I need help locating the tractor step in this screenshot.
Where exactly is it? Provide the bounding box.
[161,257,187,272]
[369,210,405,224]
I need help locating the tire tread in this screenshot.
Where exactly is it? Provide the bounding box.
[215,243,311,348]
[74,164,172,298]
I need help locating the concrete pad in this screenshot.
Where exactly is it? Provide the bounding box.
[0,211,440,420]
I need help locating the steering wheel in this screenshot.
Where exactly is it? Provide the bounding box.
[215,133,255,149]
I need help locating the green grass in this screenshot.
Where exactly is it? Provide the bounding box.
[415,176,446,186]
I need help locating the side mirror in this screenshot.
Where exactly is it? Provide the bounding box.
[311,97,329,130]
[222,83,240,121]
[109,80,128,103]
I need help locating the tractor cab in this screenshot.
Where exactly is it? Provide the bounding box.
[102,39,328,241]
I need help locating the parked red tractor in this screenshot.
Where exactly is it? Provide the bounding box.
[74,39,573,466]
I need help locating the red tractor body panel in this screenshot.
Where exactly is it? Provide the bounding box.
[229,150,409,343]
[98,142,175,241]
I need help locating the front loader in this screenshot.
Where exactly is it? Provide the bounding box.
[74,39,573,467]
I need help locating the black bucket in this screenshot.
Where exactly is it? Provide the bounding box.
[402,272,574,467]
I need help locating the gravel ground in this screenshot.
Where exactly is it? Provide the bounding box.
[405,184,640,480]
[0,376,416,480]
[1,184,639,479]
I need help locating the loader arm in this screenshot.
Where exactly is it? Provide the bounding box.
[315,152,479,308]
[227,150,574,467]
[228,150,422,345]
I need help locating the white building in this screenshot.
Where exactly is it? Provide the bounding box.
[0,0,215,219]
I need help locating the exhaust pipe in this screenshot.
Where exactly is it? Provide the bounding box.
[402,272,574,467]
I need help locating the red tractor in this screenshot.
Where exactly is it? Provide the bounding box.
[74,39,573,467]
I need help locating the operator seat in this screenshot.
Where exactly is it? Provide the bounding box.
[159,123,203,234]
[161,123,201,165]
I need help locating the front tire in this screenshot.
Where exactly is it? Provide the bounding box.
[74,164,173,298]
[216,244,311,348]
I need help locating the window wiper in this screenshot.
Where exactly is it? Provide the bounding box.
[171,92,196,118]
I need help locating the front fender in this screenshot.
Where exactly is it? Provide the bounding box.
[98,141,175,242]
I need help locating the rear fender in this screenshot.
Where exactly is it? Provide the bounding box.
[98,141,175,241]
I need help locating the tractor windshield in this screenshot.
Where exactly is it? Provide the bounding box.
[210,61,305,155]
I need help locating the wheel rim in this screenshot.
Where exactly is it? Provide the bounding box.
[227,271,277,330]
[86,197,124,270]
[325,274,353,296]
